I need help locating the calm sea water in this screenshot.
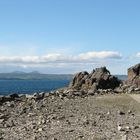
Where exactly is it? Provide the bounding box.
[0,79,70,95]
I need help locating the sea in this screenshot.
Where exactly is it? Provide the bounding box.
[0,79,70,95]
[0,75,127,96]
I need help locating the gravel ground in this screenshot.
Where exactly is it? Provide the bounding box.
[0,94,140,140]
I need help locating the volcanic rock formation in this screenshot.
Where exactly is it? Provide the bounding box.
[127,63,140,87]
[69,67,121,91]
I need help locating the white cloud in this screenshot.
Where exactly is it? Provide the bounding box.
[0,51,122,66]
[0,51,125,74]
[78,51,122,60]
[136,52,140,57]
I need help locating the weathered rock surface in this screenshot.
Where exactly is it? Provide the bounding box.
[127,63,140,87]
[120,63,140,94]
[128,63,140,81]
[69,67,121,91]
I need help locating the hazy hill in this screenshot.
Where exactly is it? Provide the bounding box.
[0,71,127,81]
[0,71,73,80]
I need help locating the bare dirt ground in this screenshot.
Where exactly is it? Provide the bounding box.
[129,94,140,104]
[0,94,140,140]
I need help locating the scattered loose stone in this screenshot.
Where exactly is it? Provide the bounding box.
[118,111,125,115]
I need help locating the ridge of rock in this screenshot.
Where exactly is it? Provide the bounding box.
[69,67,121,91]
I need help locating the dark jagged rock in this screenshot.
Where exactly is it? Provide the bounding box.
[33,92,45,100]
[128,63,140,87]
[10,93,19,99]
[120,63,140,94]
[126,63,140,88]
[69,67,121,91]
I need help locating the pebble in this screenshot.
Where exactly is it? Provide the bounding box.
[118,110,125,115]
[52,138,57,140]
[121,135,128,140]
[38,128,43,132]
[127,110,132,114]
[118,125,125,131]
[0,119,4,123]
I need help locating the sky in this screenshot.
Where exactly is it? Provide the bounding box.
[0,0,140,74]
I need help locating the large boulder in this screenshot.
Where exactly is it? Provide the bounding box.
[128,63,140,81]
[127,63,140,87]
[69,67,121,90]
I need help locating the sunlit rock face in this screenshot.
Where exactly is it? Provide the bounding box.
[128,63,140,81]
[127,63,140,87]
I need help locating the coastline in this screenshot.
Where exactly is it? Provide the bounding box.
[0,64,140,139]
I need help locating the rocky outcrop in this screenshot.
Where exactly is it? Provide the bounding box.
[127,63,140,87]
[69,67,121,91]
[119,63,140,94]
[128,63,140,81]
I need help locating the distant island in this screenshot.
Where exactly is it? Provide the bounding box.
[0,71,73,80]
[0,71,127,81]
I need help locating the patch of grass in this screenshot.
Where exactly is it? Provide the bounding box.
[94,94,140,112]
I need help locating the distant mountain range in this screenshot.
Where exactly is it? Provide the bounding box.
[0,71,73,80]
[0,71,127,81]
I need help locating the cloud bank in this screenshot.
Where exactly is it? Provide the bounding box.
[0,51,122,65]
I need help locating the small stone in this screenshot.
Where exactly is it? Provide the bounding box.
[51,96,55,100]
[0,119,4,123]
[87,90,95,95]
[133,126,139,129]
[59,94,63,99]
[121,135,128,140]
[118,110,125,115]
[68,129,74,132]
[66,120,71,125]
[0,114,5,119]
[107,111,110,115]
[46,119,51,123]
[31,124,36,129]
[127,110,132,114]
[38,128,43,132]
[83,119,90,125]
[10,93,19,99]
[52,138,57,140]
[41,119,46,124]
[118,125,125,131]
[125,126,130,130]
[32,136,38,140]
[77,135,84,139]
[6,101,14,107]
[135,88,140,91]
[5,120,15,127]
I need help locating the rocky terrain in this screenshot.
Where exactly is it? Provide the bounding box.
[0,63,140,140]
[0,92,140,140]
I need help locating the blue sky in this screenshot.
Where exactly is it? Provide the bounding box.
[0,0,140,74]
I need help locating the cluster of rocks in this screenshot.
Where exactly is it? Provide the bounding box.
[69,67,121,90]
[68,63,140,94]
